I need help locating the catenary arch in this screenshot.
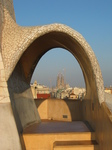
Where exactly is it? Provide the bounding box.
[20,32,90,94]
[6,24,104,104]
[17,25,104,104]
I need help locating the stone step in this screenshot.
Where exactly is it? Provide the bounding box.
[23,121,96,150]
[23,132,96,150]
[53,140,98,150]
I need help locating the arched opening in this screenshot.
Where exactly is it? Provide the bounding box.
[31,48,86,121]
[7,29,103,135]
[18,31,97,100]
[31,48,85,88]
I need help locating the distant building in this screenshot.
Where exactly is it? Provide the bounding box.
[61,91,69,99]
[53,86,86,100]
[30,81,38,99]
[56,74,60,88]
[105,87,112,94]
[69,93,78,100]
[31,81,51,99]
[56,73,65,89]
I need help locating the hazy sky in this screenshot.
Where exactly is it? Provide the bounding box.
[13,0,112,87]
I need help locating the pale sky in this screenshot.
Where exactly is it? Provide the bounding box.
[13,0,112,87]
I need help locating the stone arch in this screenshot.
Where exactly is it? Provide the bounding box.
[5,24,104,104]
[20,30,96,100]
[1,4,104,103]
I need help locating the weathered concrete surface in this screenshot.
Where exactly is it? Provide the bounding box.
[0,102,22,150]
[8,60,41,132]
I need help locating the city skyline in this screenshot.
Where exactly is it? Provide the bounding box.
[13,0,112,87]
[31,48,85,88]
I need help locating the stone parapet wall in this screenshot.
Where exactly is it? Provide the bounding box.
[35,99,82,121]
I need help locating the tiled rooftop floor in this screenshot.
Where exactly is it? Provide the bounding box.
[23,121,93,134]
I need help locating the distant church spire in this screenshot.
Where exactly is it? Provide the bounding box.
[56,73,65,89]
